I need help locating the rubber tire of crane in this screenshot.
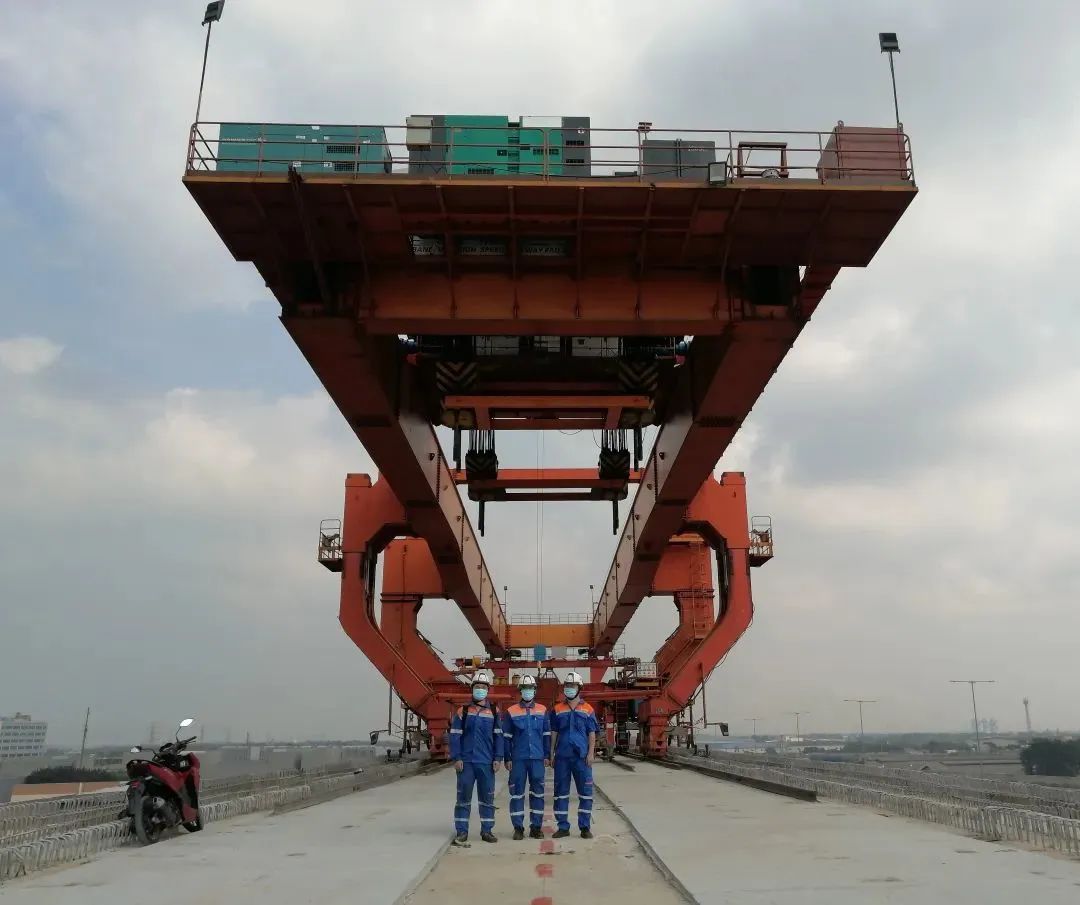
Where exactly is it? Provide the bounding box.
[132,793,166,845]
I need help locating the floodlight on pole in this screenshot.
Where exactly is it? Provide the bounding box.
[786,711,807,748]
[844,699,877,755]
[195,1,226,126]
[878,32,901,127]
[950,680,995,775]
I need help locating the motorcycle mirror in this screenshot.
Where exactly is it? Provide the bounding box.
[130,746,142,754]
[179,718,195,728]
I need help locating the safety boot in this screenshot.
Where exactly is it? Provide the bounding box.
[480,831,498,843]
[513,827,525,840]
[580,828,594,839]
[453,832,468,846]
[553,828,570,838]
[529,826,544,839]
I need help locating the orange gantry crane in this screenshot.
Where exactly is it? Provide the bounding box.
[184,118,915,758]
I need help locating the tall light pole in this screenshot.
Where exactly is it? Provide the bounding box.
[78,708,90,770]
[878,32,901,127]
[195,2,226,125]
[786,711,807,750]
[844,699,877,755]
[743,717,759,739]
[951,680,994,775]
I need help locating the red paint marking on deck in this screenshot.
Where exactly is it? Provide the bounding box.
[535,863,554,878]
[540,840,555,854]
[531,898,553,905]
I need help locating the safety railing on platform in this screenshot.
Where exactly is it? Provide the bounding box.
[317,518,342,568]
[697,751,1080,857]
[185,121,915,186]
[749,516,774,561]
[507,612,593,625]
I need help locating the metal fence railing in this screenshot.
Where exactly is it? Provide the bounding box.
[0,761,360,851]
[185,121,914,186]
[0,758,427,881]
[695,751,1080,858]
[507,612,592,625]
[710,751,1080,818]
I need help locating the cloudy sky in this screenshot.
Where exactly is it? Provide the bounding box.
[2,1,1078,748]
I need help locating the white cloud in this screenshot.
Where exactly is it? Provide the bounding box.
[0,336,63,375]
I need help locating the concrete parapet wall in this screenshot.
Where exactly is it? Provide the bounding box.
[0,758,429,881]
[700,751,1080,858]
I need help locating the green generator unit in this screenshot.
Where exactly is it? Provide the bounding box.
[215,123,391,174]
[406,115,591,177]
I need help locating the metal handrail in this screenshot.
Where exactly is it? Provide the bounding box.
[507,612,592,625]
[185,121,915,185]
[317,518,342,564]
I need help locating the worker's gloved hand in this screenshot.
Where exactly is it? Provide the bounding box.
[455,760,464,773]
[586,754,595,767]
[544,758,551,768]
[505,761,512,772]
[493,761,501,773]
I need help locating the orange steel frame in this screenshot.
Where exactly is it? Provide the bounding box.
[184,117,915,759]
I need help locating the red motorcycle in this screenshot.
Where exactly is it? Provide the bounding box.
[124,718,202,844]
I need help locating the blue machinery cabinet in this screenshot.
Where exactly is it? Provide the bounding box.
[215,123,391,174]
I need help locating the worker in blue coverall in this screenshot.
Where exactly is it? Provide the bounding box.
[549,670,598,839]
[449,671,502,845]
[502,674,551,840]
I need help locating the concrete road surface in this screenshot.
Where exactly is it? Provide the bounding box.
[0,771,453,905]
[595,760,1080,904]
[405,791,685,905]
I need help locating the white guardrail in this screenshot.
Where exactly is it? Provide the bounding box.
[0,760,427,881]
[695,751,1080,858]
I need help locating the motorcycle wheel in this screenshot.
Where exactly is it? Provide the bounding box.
[132,794,167,845]
[183,811,204,833]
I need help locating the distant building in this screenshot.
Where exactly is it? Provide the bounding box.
[0,713,48,760]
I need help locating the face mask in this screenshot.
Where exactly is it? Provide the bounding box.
[564,685,579,700]
[521,688,536,703]
[473,686,488,702]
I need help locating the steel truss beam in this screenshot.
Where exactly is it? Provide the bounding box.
[286,318,507,654]
[591,321,799,656]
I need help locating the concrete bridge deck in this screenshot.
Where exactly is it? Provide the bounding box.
[2,762,1079,904]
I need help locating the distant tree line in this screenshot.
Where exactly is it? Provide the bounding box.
[1021,739,1080,777]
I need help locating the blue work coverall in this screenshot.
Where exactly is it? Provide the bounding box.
[449,702,503,835]
[550,700,599,831]
[502,701,550,830]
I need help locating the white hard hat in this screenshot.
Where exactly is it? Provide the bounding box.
[471,671,493,686]
[564,671,584,686]
[519,674,538,688]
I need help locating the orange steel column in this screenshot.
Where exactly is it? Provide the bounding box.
[652,538,715,680]
[380,590,453,758]
[284,318,507,655]
[635,473,755,757]
[338,475,441,713]
[592,321,801,656]
[380,540,459,758]
[339,475,483,759]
